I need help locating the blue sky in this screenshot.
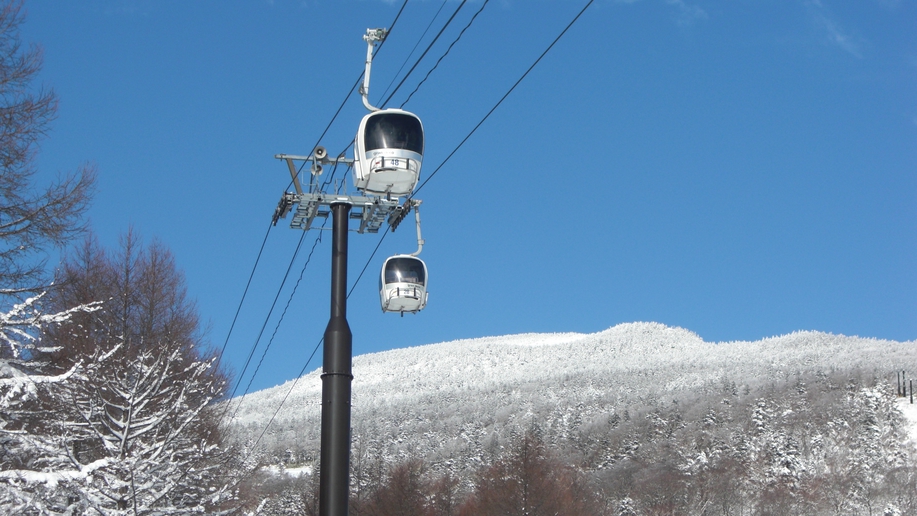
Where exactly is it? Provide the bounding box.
[22,0,916,393]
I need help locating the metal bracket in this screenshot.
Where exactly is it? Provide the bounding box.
[275,153,355,194]
[363,28,388,45]
[272,192,296,226]
[273,151,418,234]
[361,28,388,112]
[281,192,404,234]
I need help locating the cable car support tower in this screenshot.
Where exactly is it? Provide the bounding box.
[271,28,428,516]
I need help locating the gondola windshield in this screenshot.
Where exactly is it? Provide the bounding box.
[364,113,423,154]
[383,257,426,285]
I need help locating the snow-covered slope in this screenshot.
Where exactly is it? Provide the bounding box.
[898,398,917,444]
[226,322,916,475]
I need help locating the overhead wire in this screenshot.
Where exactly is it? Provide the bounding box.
[227,215,331,424]
[213,218,273,372]
[235,0,595,451]
[288,0,409,195]
[227,154,339,420]
[235,331,323,473]
[413,0,595,198]
[378,0,468,108]
[219,0,415,466]
[224,228,307,403]
[377,0,449,104]
[348,225,392,299]
[400,0,489,108]
[232,223,391,465]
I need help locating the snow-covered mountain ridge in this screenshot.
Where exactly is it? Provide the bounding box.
[228,321,916,477]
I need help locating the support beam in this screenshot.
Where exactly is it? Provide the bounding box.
[319,202,353,516]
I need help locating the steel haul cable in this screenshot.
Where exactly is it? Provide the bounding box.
[236,0,596,461]
[379,0,467,109]
[227,216,330,424]
[413,0,595,197]
[222,229,306,409]
[225,154,340,425]
[225,0,410,403]
[218,0,416,474]
[377,0,449,104]
[400,0,490,109]
[214,219,273,372]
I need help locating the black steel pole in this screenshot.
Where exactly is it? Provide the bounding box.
[320,202,353,516]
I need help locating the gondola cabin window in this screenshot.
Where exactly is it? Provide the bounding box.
[380,255,428,314]
[354,109,424,197]
[364,113,423,153]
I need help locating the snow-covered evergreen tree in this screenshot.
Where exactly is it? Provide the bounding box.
[229,325,917,512]
[0,0,99,510]
[33,232,236,514]
[0,295,102,514]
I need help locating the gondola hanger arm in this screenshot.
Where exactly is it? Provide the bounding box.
[361,28,387,112]
[410,200,424,257]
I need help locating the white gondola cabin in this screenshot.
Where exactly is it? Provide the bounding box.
[353,109,424,197]
[379,255,428,314]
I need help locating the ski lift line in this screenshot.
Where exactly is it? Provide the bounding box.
[347,225,392,300]
[219,337,325,495]
[400,0,489,109]
[377,0,450,103]
[239,0,454,464]
[411,0,594,198]
[225,228,309,406]
[235,0,594,479]
[238,218,375,464]
[230,217,329,422]
[379,0,468,110]
[240,199,411,471]
[284,0,409,196]
[238,227,392,462]
[214,218,274,369]
[228,212,391,458]
[236,334,325,476]
[208,2,412,487]
[241,225,391,452]
[239,225,392,456]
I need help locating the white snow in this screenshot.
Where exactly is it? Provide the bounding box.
[897,397,917,445]
[226,322,917,481]
[263,464,312,478]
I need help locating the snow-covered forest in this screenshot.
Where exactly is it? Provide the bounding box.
[229,323,917,515]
